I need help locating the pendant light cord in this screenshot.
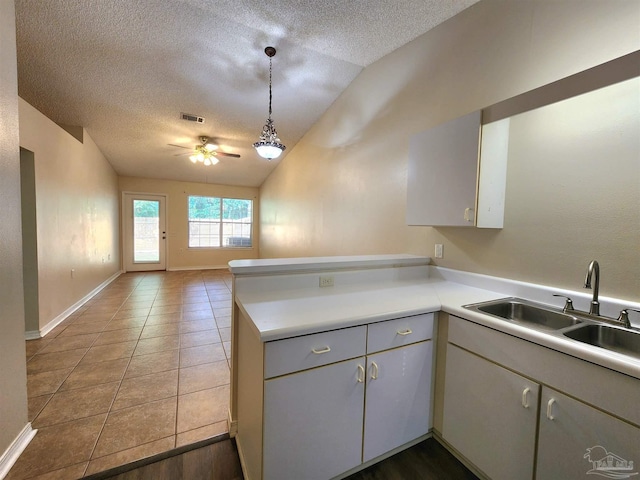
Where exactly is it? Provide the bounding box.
[268,56,273,120]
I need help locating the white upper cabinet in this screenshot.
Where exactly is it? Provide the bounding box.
[406,110,509,228]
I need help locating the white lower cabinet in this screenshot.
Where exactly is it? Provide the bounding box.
[237,312,435,480]
[263,358,365,480]
[537,387,640,479]
[443,315,640,480]
[263,340,433,480]
[443,344,539,480]
[363,341,433,462]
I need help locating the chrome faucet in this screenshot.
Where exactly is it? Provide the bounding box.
[584,260,600,315]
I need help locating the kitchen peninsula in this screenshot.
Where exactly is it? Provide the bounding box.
[228,255,640,480]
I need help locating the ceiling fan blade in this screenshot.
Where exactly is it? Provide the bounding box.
[216,152,241,158]
[167,143,191,149]
[173,152,192,157]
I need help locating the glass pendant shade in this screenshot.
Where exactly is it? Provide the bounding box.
[255,143,284,159]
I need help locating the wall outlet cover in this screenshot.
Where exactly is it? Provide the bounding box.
[319,275,335,287]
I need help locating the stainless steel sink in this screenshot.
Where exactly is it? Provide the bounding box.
[464,298,582,331]
[563,324,640,360]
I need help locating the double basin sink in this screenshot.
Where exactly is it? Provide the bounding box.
[464,298,640,361]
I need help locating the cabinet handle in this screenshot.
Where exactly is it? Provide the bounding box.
[522,387,530,408]
[546,398,556,420]
[464,207,475,222]
[357,364,365,383]
[311,346,331,354]
[370,361,379,380]
[396,328,412,336]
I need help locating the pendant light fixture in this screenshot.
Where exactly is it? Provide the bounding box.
[253,46,286,160]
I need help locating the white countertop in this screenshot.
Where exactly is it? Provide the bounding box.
[236,278,443,340]
[231,256,640,380]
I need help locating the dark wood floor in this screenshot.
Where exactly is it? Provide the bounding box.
[344,439,479,480]
[93,437,477,480]
[93,438,243,480]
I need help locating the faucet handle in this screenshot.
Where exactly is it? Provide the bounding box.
[617,308,640,329]
[553,294,574,312]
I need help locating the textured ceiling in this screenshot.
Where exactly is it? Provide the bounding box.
[15,0,479,187]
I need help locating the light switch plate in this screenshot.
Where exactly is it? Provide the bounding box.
[435,244,444,259]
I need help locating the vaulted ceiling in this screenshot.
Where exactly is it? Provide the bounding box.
[15,0,478,186]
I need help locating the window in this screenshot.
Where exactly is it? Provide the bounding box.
[188,196,253,248]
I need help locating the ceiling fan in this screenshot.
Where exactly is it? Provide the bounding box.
[169,136,240,166]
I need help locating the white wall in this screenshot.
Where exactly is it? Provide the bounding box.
[260,0,640,301]
[0,0,29,462]
[19,99,121,333]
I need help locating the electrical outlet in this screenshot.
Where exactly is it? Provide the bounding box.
[319,275,334,287]
[435,244,444,259]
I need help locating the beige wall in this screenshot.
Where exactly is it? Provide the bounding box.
[20,148,39,332]
[18,99,121,333]
[119,176,259,270]
[0,0,29,458]
[260,0,640,301]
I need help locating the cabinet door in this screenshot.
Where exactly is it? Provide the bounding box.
[537,387,640,479]
[406,110,481,226]
[263,357,365,480]
[363,341,433,463]
[443,344,539,480]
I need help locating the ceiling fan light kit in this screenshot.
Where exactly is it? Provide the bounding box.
[189,136,220,165]
[254,46,286,160]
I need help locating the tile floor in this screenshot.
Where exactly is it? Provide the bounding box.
[8,269,233,480]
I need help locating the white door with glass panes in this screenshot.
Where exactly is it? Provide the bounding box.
[123,193,167,271]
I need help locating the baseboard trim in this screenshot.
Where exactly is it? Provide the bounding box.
[0,423,37,479]
[235,435,251,480]
[25,330,40,340]
[227,410,237,437]
[32,270,123,339]
[167,265,230,272]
